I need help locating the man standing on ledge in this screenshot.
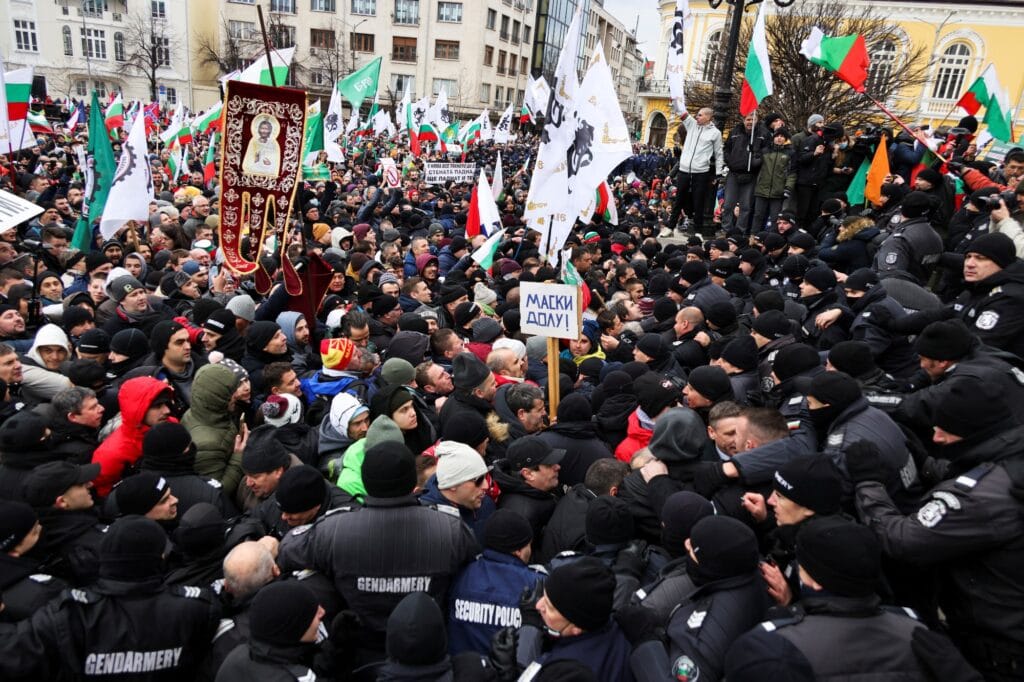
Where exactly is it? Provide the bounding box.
[664,107,726,239]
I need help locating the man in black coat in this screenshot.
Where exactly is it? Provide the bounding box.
[537,394,613,488]
[539,458,629,564]
[491,436,565,552]
[0,500,67,623]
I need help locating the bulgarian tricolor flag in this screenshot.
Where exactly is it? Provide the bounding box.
[238,47,295,86]
[403,96,421,157]
[166,145,187,182]
[460,115,483,146]
[957,64,1000,116]
[595,180,618,224]
[740,5,773,116]
[418,120,440,144]
[471,228,506,270]
[800,27,870,92]
[2,67,32,122]
[27,110,53,134]
[203,133,219,185]
[984,88,1014,142]
[104,94,125,137]
[195,101,223,135]
[519,104,531,125]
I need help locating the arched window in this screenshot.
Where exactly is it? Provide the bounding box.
[114,32,125,61]
[867,39,897,92]
[932,43,971,100]
[701,30,723,83]
[648,111,668,147]
[63,26,73,56]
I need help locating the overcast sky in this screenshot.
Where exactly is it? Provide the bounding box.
[600,0,662,61]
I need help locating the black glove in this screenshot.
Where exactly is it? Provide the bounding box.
[694,462,728,498]
[614,605,662,647]
[945,161,965,175]
[613,540,646,580]
[910,628,984,682]
[488,627,521,682]
[518,581,545,630]
[844,441,892,484]
[866,303,894,330]
[318,610,363,677]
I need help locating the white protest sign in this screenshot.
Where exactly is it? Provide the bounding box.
[380,158,400,188]
[423,162,477,184]
[0,189,44,233]
[519,282,580,340]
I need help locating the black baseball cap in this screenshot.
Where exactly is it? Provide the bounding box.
[23,461,100,507]
[507,436,565,470]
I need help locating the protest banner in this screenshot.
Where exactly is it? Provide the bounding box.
[423,162,477,184]
[0,189,43,232]
[519,281,582,415]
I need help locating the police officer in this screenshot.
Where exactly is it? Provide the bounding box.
[0,516,221,679]
[214,581,325,681]
[950,232,1024,359]
[0,500,67,622]
[873,191,944,286]
[838,269,919,379]
[447,509,544,656]
[276,440,477,667]
[853,380,1024,681]
[725,517,940,678]
[626,516,773,682]
[258,464,354,539]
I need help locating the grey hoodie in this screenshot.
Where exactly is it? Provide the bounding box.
[22,323,73,402]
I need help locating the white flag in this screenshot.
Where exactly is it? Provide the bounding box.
[160,102,183,145]
[493,104,515,144]
[480,108,493,141]
[492,152,503,201]
[474,170,503,236]
[412,96,431,130]
[397,91,411,132]
[429,90,451,128]
[524,75,551,123]
[345,110,360,135]
[568,44,633,224]
[324,82,345,162]
[100,116,153,239]
[667,0,693,115]
[372,107,396,137]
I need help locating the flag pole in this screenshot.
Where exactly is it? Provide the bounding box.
[863,93,950,163]
[256,5,278,88]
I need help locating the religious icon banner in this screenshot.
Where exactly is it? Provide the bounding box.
[219,80,306,295]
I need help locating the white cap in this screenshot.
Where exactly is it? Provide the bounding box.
[435,441,488,489]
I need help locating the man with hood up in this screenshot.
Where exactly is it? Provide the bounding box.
[91,376,176,497]
[183,363,246,498]
[617,407,710,543]
[317,391,370,479]
[19,322,73,402]
[276,311,316,374]
[538,393,614,489]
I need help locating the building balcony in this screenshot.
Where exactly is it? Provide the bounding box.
[638,79,670,97]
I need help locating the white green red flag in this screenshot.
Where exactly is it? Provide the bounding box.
[203,132,219,185]
[238,47,295,86]
[104,94,125,137]
[27,110,53,134]
[195,102,223,135]
[800,27,870,92]
[471,228,506,270]
[740,5,773,116]
[595,181,618,224]
[957,65,1000,116]
[0,64,33,152]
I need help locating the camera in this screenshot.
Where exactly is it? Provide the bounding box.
[984,190,1018,212]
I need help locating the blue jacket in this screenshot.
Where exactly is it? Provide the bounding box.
[437,245,460,276]
[447,549,543,655]
[418,474,496,543]
[540,620,636,682]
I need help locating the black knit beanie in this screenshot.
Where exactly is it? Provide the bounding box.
[250,581,321,646]
[773,455,842,515]
[585,496,634,546]
[544,556,615,631]
[483,509,534,554]
[362,441,417,497]
[386,592,448,666]
[796,516,880,597]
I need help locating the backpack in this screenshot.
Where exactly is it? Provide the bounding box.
[299,373,369,427]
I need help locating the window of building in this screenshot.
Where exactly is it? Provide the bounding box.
[81,0,106,18]
[151,1,166,19]
[228,20,256,40]
[480,83,490,103]
[433,78,455,97]
[392,36,417,62]
[310,70,332,87]
[509,57,516,77]
[95,82,109,98]
[395,0,419,24]
[435,40,459,60]
[932,43,971,100]
[500,15,510,40]
[63,26,74,56]
[352,0,376,14]
[486,9,497,30]
[311,0,335,10]
[516,89,524,106]
[165,87,177,104]
[113,32,125,61]
[154,36,170,66]
[311,28,335,49]
[484,46,494,66]
[270,0,296,13]
[81,28,107,59]
[700,30,722,83]
[14,20,38,52]
[866,39,897,93]
[271,25,296,48]
[75,80,88,97]
[229,0,256,4]
[437,2,462,22]
[497,50,507,75]
[521,56,528,75]
[512,20,520,44]
[523,25,530,44]
[494,86,504,107]
[391,73,415,98]
[351,32,374,52]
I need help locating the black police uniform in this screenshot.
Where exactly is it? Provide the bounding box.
[0,576,221,680]
[0,553,67,623]
[276,494,477,658]
[855,426,1024,681]
[951,260,1024,360]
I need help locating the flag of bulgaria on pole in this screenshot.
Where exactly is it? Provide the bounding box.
[239,47,295,86]
[595,181,618,224]
[740,5,773,116]
[195,101,223,135]
[0,64,33,153]
[403,96,421,157]
[167,145,184,182]
[800,27,870,92]
[471,228,506,270]
[203,133,218,185]
[460,115,483,146]
[27,110,53,134]
[984,89,1014,142]
[104,94,125,136]
[957,64,1000,116]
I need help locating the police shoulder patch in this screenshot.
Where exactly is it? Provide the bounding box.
[686,609,707,629]
[916,499,947,528]
[434,504,462,519]
[1011,367,1024,386]
[827,432,844,448]
[206,478,222,489]
[672,654,700,681]
[290,523,313,535]
[884,252,898,265]
[931,490,962,511]
[212,618,235,642]
[28,573,54,583]
[976,310,999,330]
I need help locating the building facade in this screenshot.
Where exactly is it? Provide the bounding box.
[638,0,1024,148]
[586,0,645,138]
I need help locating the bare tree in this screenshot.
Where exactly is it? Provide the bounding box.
[195,17,256,76]
[116,11,185,102]
[306,18,349,99]
[692,1,930,132]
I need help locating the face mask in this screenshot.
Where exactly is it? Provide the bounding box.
[808,403,844,435]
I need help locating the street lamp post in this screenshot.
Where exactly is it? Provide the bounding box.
[709,0,795,132]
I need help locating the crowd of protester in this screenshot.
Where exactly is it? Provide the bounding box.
[0,101,1021,681]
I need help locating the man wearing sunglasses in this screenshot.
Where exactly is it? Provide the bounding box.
[419,440,495,542]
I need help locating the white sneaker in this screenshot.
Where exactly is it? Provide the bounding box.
[658,227,673,238]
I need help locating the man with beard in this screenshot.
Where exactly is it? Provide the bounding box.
[126,320,202,410]
[101,275,174,336]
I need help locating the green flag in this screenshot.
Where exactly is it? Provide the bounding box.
[71,91,117,252]
[302,101,329,181]
[845,155,872,207]
[338,57,382,112]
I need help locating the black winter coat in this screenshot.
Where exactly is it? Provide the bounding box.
[537,421,613,489]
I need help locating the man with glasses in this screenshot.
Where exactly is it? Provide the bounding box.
[419,440,495,541]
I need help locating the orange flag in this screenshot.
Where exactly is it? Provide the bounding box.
[865,134,890,207]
